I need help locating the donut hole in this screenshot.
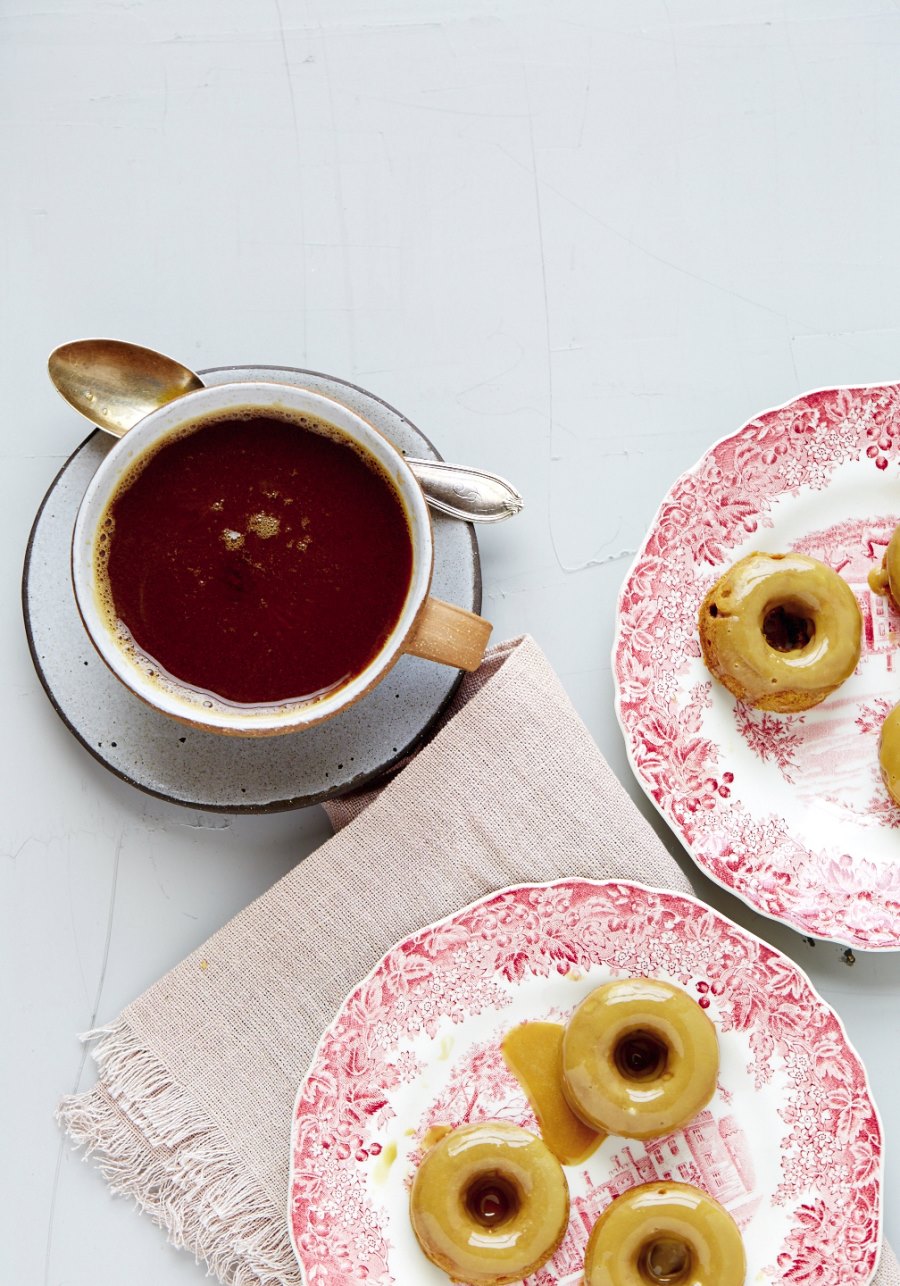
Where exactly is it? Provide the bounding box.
[463,1172,521,1229]
[613,1028,668,1081]
[638,1236,693,1284]
[762,600,816,653]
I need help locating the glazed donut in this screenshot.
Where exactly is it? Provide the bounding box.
[698,551,861,713]
[582,1181,746,1286]
[869,523,900,607]
[879,701,900,806]
[561,979,718,1139]
[409,1121,569,1285]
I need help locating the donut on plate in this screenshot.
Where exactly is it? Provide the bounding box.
[409,1120,569,1285]
[561,979,718,1139]
[582,1181,746,1286]
[869,522,900,607]
[879,701,900,806]
[698,551,861,713]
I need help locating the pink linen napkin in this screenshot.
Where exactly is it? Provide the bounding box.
[59,636,896,1285]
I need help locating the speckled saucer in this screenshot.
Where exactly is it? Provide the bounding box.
[23,366,481,812]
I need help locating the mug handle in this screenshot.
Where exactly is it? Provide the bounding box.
[404,597,492,672]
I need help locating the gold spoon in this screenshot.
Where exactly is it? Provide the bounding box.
[48,339,524,524]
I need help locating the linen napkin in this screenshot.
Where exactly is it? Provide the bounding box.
[59,636,897,1286]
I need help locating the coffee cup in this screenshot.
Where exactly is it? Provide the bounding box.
[71,382,492,735]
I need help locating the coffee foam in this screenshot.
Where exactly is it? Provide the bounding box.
[111,404,398,496]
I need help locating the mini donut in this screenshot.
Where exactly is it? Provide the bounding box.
[879,701,900,806]
[561,979,718,1139]
[698,551,861,713]
[869,523,900,607]
[582,1181,746,1286]
[409,1121,569,1285]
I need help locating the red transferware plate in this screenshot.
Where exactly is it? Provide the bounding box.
[288,879,883,1285]
[614,384,900,949]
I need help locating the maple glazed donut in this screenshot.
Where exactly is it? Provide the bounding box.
[561,979,718,1139]
[582,1181,746,1286]
[698,551,861,713]
[869,522,900,608]
[409,1121,569,1285]
[878,701,900,806]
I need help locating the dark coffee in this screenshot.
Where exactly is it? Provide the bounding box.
[98,411,413,705]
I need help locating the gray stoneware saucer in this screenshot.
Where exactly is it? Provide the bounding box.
[23,365,481,812]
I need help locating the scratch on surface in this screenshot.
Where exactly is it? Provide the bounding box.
[577,78,591,149]
[301,239,402,249]
[787,328,800,386]
[311,0,356,372]
[492,140,827,335]
[780,0,809,106]
[555,10,898,43]
[521,66,565,570]
[551,512,637,574]
[662,0,681,74]
[161,63,169,131]
[523,67,623,578]
[559,545,638,572]
[361,94,529,119]
[273,0,307,363]
[273,0,302,157]
[148,849,170,901]
[378,130,395,178]
[455,338,525,398]
[44,831,124,1286]
[66,842,90,1007]
[0,452,68,462]
[1,836,31,862]
[183,814,231,829]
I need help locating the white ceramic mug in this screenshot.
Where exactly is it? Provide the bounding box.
[71,382,492,735]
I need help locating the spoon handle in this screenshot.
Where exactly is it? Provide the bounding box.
[406,458,524,523]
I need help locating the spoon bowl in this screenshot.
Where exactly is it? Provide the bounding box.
[49,339,203,438]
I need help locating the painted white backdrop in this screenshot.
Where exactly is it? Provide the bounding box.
[2,1,898,1282]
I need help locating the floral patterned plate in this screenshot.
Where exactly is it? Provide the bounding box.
[288,879,883,1286]
[614,384,900,949]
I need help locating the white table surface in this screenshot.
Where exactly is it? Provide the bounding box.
[2,1,898,1281]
